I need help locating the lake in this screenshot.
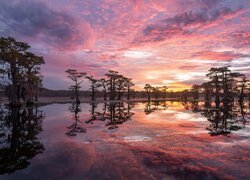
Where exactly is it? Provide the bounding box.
[0,101,249,179]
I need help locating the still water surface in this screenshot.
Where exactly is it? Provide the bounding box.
[0,101,249,179]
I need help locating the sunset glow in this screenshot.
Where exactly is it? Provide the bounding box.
[0,0,249,90]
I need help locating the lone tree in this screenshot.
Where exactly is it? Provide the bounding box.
[65,69,86,104]
[0,37,45,106]
[85,75,98,101]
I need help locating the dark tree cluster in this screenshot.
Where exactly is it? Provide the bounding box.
[180,66,250,106]
[183,100,249,136]
[144,84,168,101]
[65,69,134,103]
[85,102,134,130]
[0,37,45,107]
[0,106,45,174]
[65,102,134,134]
[144,101,167,115]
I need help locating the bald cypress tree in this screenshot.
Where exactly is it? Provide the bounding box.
[85,75,98,101]
[105,70,119,100]
[0,37,45,106]
[65,69,86,104]
[98,78,108,100]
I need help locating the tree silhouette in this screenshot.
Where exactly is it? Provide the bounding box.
[97,78,108,100]
[85,103,103,124]
[152,86,161,99]
[203,66,250,106]
[161,86,168,99]
[65,69,86,104]
[0,106,45,174]
[144,84,153,101]
[66,103,86,136]
[144,101,167,115]
[181,89,189,102]
[22,52,44,105]
[201,82,212,102]
[236,74,248,104]
[206,67,222,106]
[116,75,126,100]
[105,103,134,129]
[188,99,248,136]
[191,84,200,100]
[124,77,134,100]
[85,75,98,101]
[85,102,134,129]
[0,37,45,106]
[105,70,119,100]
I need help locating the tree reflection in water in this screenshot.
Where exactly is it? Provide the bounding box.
[85,102,134,130]
[144,101,167,115]
[66,103,86,136]
[143,100,249,136]
[0,105,45,174]
[186,100,249,136]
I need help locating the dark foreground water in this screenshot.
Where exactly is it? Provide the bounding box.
[0,101,249,180]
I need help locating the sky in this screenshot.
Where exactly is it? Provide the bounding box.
[0,0,249,91]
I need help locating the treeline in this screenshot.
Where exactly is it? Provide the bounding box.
[143,84,168,100]
[0,37,44,107]
[36,87,183,99]
[65,69,134,103]
[181,66,250,105]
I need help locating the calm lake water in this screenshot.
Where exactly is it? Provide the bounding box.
[0,101,250,180]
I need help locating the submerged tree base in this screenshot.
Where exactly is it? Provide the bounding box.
[26,101,35,107]
[8,103,22,108]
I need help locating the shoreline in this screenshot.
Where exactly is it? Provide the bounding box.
[0,97,182,106]
[2,97,249,106]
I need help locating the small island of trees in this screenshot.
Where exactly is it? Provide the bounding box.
[65,69,135,104]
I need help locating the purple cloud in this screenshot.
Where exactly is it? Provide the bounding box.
[0,0,95,50]
[141,4,242,42]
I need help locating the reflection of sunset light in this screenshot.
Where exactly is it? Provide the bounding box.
[123,50,152,58]
[175,112,206,122]
[123,135,152,142]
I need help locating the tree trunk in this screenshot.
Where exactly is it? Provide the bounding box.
[147,91,150,101]
[91,85,95,100]
[127,86,130,100]
[10,83,20,107]
[26,84,35,106]
[75,88,80,104]
[238,83,245,104]
[104,89,107,100]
